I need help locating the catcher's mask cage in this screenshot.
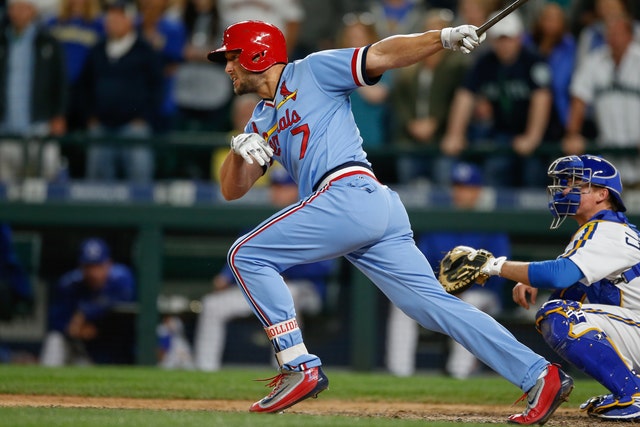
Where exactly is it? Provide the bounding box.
[547,154,626,229]
[207,20,288,73]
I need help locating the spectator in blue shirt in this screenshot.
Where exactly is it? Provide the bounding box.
[46,0,105,132]
[137,0,186,133]
[40,237,136,366]
[523,2,576,141]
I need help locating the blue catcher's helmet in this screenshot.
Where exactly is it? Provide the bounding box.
[547,154,626,229]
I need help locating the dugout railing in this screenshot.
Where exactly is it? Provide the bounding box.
[2,131,639,182]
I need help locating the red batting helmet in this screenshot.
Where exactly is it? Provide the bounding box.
[207,20,288,73]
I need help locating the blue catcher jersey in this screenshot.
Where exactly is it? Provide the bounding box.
[244,47,379,198]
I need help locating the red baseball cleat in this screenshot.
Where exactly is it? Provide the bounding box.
[249,366,329,413]
[508,364,574,425]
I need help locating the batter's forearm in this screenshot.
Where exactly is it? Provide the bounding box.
[220,151,263,200]
[366,31,443,77]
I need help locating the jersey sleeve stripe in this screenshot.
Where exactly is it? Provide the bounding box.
[350,45,382,87]
[350,48,365,86]
[351,46,369,86]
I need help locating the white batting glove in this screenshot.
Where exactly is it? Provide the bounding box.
[441,25,486,54]
[481,255,507,277]
[230,133,273,166]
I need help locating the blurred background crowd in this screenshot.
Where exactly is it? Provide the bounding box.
[1,0,640,374]
[1,0,640,189]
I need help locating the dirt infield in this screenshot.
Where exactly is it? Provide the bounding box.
[0,394,598,426]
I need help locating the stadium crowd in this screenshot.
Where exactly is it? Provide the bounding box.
[1,0,640,188]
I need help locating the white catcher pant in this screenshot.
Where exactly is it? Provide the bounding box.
[386,289,500,377]
[193,279,321,371]
[579,304,640,371]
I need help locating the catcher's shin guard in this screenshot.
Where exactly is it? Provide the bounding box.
[536,300,640,411]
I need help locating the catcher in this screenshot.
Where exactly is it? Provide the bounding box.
[439,154,640,422]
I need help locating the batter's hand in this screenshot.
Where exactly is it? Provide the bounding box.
[230,133,273,166]
[513,282,538,310]
[441,25,485,54]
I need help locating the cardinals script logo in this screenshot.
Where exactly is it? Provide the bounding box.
[278,81,297,109]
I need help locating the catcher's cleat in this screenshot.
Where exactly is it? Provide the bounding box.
[586,395,640,421]
[507,364,574,425]
[249,366,329,413]
[579,394,611,413]
[580,393,637,414]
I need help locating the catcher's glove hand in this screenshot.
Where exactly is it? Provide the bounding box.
[438,245,496,294]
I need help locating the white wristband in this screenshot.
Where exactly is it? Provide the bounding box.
[441,27,453,49]
[482,256,507,277]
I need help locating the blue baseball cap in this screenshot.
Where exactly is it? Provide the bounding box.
[79,238,111,265]
[451,162,483,186]
[270,167,295,186]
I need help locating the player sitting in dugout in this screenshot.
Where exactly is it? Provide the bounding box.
[40,238,136,366]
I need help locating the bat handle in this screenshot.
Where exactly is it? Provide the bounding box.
[476,24,490,37]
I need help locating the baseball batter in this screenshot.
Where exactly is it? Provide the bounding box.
[208,20,572,424]
[471,154,640,421]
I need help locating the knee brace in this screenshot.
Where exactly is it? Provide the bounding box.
[536,299,640,400]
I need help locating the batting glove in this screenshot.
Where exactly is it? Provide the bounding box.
[441,25,486,54]
[230,133,273,166]
[480,255,507,277]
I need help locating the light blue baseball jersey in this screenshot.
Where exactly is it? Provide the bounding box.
[244,47,374,198]
[228,46,548,391]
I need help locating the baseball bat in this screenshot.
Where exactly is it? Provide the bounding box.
[476,0,531,37]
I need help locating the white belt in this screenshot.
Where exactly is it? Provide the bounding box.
[316,165,376,190]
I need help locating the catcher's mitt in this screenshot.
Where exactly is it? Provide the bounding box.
[438,245,493,294]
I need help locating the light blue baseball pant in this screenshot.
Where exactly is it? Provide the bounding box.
[228,173,548,392]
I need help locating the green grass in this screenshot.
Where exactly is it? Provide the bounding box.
[0,365,608,427]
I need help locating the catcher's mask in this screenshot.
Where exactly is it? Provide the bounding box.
[547,154,625,229]
[207,20,288,73]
